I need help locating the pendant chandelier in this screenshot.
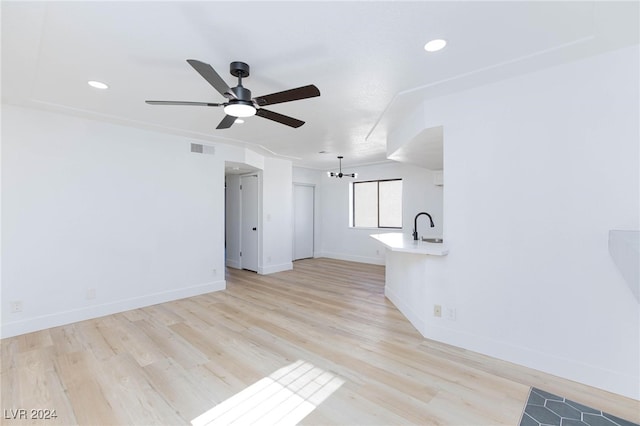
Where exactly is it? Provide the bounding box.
[327,156,357,178]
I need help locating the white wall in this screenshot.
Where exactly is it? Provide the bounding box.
[413,46,639,398]
[318,162,444,264]
[1,105,296,337]
[1,105,253,337]
[293,167,323,185]
[225,174,241,269]
[260,157,293,274]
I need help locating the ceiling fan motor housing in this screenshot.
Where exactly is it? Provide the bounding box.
[229,62,252,102]
[230,61,250,78]
[231,85,253,101]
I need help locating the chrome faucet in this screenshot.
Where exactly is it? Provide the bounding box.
[413,212,434,240]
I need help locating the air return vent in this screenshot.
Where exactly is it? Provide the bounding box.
[190,143,215,155]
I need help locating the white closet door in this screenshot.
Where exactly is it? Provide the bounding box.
[241,175,259,271]
[293,184,314,260]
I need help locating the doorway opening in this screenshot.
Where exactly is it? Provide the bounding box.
[293,183,315,261]
[225,162,260,272]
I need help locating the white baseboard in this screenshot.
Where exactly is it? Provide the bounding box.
[422,317,639,400]
[316,251,385,265]
[1,280,226,338]
[259,262,293,275]
[384,285,424,335]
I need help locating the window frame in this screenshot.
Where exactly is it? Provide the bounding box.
[351,178,403,229]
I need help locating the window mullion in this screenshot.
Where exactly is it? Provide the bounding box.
[352,182,356,227]
[376,181,380,228]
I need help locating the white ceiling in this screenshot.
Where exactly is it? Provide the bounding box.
[388,126,444,170]
[2,1,638,170]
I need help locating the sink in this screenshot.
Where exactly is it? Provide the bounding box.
[422,237,443,243]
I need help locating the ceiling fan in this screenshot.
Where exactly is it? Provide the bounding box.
[146,60,320,129]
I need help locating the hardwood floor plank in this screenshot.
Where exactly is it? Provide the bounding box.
[140,303,185,327]
[133,319,209,369]
[0,336,20,373]
[16,330,52,353]
[1,258,637,425]
[49,326,84,356]
[92,353,185,425]
[142,358,218,421]
[2,348,76,425]
[53,351,119,425]
[300,383,411,426]
[73,320,118,362]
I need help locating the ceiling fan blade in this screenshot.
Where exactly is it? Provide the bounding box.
[186,59,236,99]
[216,114,237,129]
[253,84,320,107]
[145,100,223,107]
[255,108,305,128]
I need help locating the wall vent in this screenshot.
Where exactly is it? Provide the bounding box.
[190,143,215,155]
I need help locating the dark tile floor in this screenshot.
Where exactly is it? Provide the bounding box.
[519,387,639,426]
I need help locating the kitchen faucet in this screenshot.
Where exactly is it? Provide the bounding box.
[413,212,434,240]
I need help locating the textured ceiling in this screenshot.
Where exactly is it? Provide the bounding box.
[2,1,638,170]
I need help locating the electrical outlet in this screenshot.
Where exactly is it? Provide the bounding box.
[10,301,23,313]
[86,288,96,300]
[212,269,217,276]
[433,304,442,317]
[376,249,380,255]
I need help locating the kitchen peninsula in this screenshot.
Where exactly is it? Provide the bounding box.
[370,232,448,336]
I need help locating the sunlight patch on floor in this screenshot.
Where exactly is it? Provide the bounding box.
[191,360,345,426]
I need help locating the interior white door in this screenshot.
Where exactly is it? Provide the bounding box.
[241,175,259,272]
[293,184,314,260]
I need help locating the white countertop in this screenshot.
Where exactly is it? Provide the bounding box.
[370,232,449,256]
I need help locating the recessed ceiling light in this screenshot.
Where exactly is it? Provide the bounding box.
[424,39,447,52]
[88,80,109,89]
[235,118,245,124]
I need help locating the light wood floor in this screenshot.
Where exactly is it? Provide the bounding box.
[1,258,638,425]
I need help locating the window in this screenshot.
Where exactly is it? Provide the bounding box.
[352,179,402,228]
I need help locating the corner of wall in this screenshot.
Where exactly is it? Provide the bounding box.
[259,262,293,275]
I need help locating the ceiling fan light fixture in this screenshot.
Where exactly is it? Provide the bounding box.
[424,39,447,52]
[87,80,109,89]
[223,102,256,117]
